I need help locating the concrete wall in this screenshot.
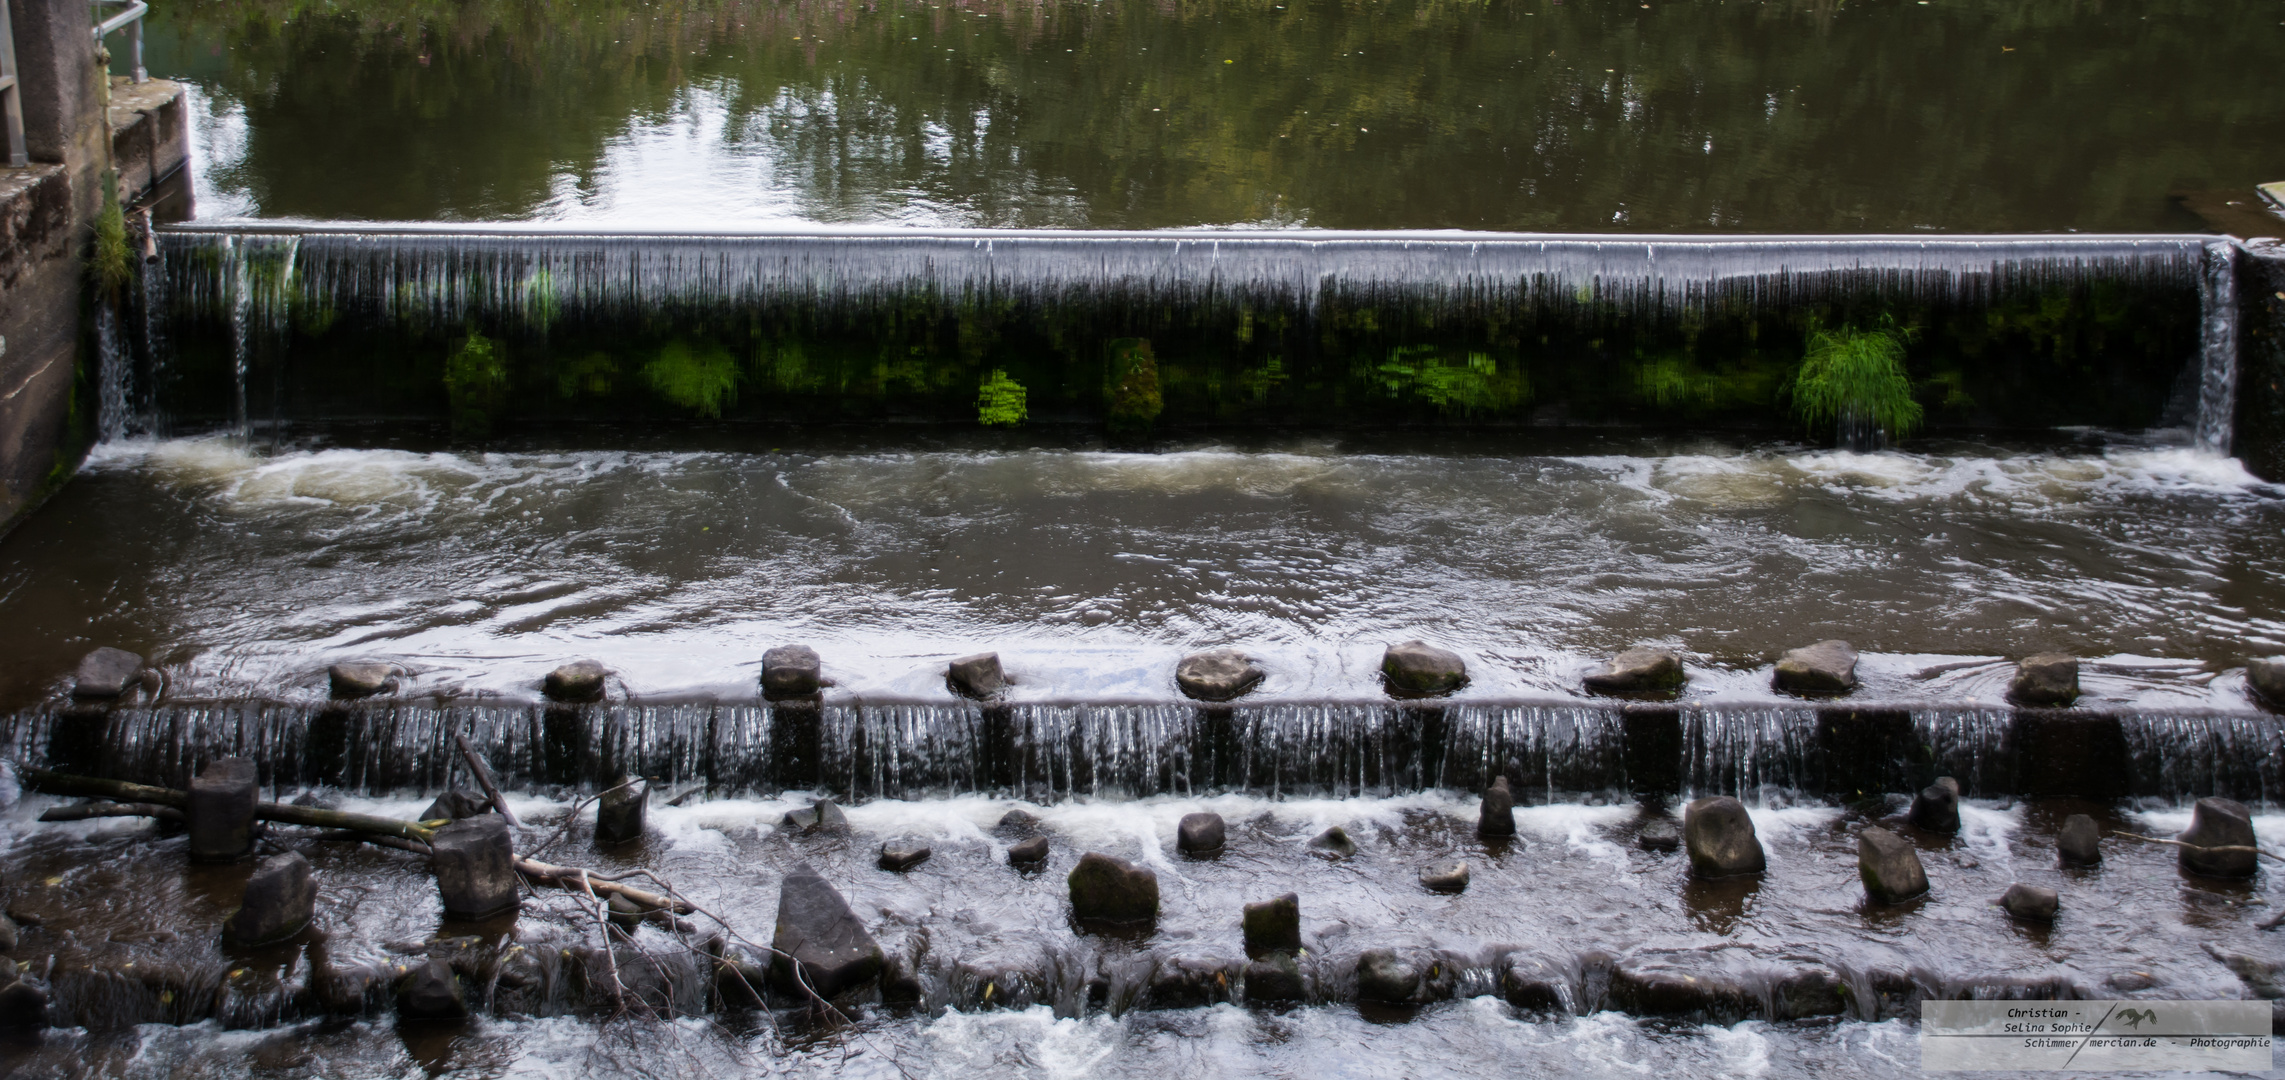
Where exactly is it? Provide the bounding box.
[2239,239,2285,484]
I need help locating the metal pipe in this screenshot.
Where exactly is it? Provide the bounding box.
[92,1,149,82]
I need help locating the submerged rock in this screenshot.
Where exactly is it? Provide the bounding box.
[1907,777,1962,834]
[770,864,885,1000]
[1637,817,1682,852]
[0,913,17,953]
[1381,641,1468,698]
[1583,647,1686,695]
[1609,960,1755,1022]
[224,851,316,946]
[1998,883,2059,921]
[430,815,520,919]
[1307,825,1357,859]
[2010,654,2081,707]
[1177,812,1226,857]
[879,841,932,873]
[1242,893,1301,958]
[327,662,397,699]
[1245,953,1306,1002]
[1683,796,1765,879]
[782,799,848,833]
[187,757,259,863]
[72,647,145,699]
[543,660,607,703]
[1478,776,1516,838]
[996,808,1040,835]
[0,979,48,1029]
[1353,949,1455,1004]
[1008,836,1050,868]
[1420,861,1470,893]
[2178,797,2259,878]
[1176,648,1266,702]
[761,644,824,700]
[595,776,646,845]
[2250,658,2285,710]
[420,789,488,823]
[1068,852,1159,925]
[397,958,466,1019]
[2057,813,2103,867]
[1502,954,1573,1013]
[947,652,1007,699]
[1773,640,1858,695]
[1859,826,1930,904]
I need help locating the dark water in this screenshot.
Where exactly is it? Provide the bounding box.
[139,0,2285,231]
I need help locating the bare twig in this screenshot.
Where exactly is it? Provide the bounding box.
[454,731,520,829]
[38,802,183,823]
[527,776,644,861]
[664,784,705,808]
[2107,830,2285,863]
[574,869,637,1016]
[515,856,696,914]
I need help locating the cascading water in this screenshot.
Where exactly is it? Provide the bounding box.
[2196,238,2242,454]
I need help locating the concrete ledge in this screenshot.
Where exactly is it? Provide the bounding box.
[108,78,189,204]
[0,163,86,524]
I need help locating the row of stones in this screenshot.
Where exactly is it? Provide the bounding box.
[59,644,2285,708]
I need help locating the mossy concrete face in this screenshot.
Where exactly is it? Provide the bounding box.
[2237,240,2285,484]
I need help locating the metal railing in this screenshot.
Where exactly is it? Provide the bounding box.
[2,0,27,167]
[93,0,146,84]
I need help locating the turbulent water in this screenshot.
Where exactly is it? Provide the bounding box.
[0,431,2275,709]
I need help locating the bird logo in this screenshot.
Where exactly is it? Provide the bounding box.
[2114,1008,2159,1031]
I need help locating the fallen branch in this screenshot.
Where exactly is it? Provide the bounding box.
[20,767,437,843]
[313,829,433,856]
[517,856,696,915]
[454,732,521,829]
[2107,830,2285,863]
[38,802,183,823]
[22,769,184,807]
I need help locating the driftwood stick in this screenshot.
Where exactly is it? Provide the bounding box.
[22,768,186,807]
[313,829,433,856]
[664,784,705,808]
[258,802,439,844]
[453,732,520,829]
[38,802,184,823]
[2107,830,2285,863]
[516,856,696,914]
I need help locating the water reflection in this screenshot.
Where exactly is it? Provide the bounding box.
[143,0,2285,231]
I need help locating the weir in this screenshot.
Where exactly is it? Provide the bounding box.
[118,227,2262,454]
[14,697,2280,806]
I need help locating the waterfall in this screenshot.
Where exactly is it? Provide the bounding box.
[92,303,129,443]
[2195,238,2241,454]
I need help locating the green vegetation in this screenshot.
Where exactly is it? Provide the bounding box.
[555,351,619,397]
[90,171,132,297]
[642,340,740,416]
[444,331,509,436]
[1106,338,1163,440]
[1371,347,1527,414]
[976,368,1028,426]
[1634,355,1696,407]
[1786,321,1922,443]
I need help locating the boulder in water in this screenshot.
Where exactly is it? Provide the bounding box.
[1381,641,1468,698]
[1583,647,1686,695]
[0,913,17,953]
[187,757,260,863]
[1067,852,1159,925]
[430,814,520,919]
[1773,640,1858,695]
[761,645,824,699]
[397,958,466,1019]
[1420,861,1470,893]
[420,789,488,823]
[1177,812,1226,857]
[879,841,932,872]
[769,864,885,1000]
[1637,817,1682,852]
[543,660,607,703]
[2178,796,2258,878]
[1502,955,1571,1013]
[947,652,1007,699]
[0,977,46,1029]
[1478,775,1516,837]
[1609,960,1756,1022]
[1245,953,1306,1002]
[1176,648,1266,702]
[2010,654,2080,706]
[595,776,646,845]
[1683,796,1765,878]
[1858,826,1930,903]
[1998,883,2059,921]
[1355,949,1422,1004]
[1307,825,1357,859]
[2057,813,2103,867]
[1008,836,1049,868]
[72,647,144,699]
[223,851,316,946]
[1242,893,1301,958]
[328,662,397,699]
[1907,777,1962,834]
[2248,658,2285,710]
[781,799,848,832]
[996,808,1040,836]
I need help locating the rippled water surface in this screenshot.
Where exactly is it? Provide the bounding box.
[0,432,2276,707]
